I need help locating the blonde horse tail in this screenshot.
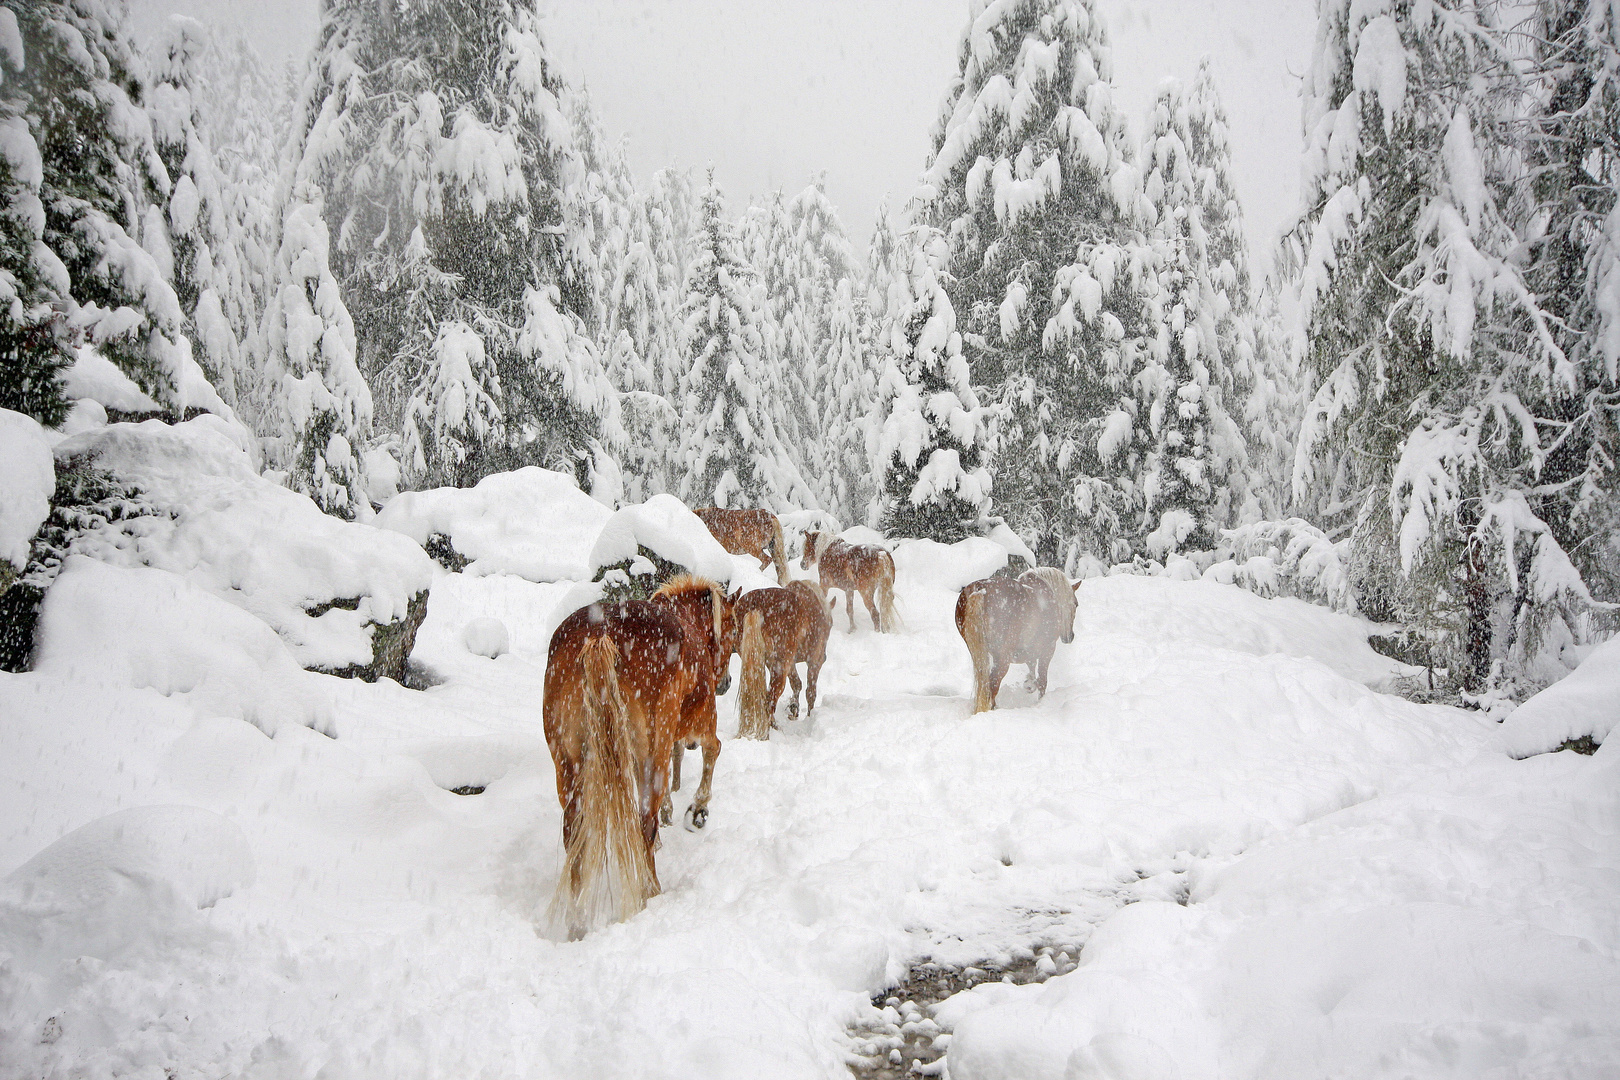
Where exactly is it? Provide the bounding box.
[876,551,898,633]
[555,634,658,938]
[738,610,770,739]
[963,590,994,713]
[770,517,788,584]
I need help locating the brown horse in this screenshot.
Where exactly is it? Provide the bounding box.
[649,575,740,829]
[543,576,735,938]
[734,580,833,739]
[694,507,788,584]
[955,567,1079,713]
[801,531,897,633]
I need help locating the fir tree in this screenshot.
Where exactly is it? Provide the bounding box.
[263,189,371,518]
[922,0,1156,566]
[290,0,618,490]
[1284,0,1598,690]
[676,176,812,510]
[2,0,189,420]
[820,276,878,524]
[873,240,997,541]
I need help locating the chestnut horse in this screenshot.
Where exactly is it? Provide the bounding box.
[734,580,833,739]
[955,567,1079,713]
[694,507,788,584]
[543,576,735,938]
[800,531,896,633]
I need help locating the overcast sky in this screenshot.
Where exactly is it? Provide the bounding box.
[130,0,1314,270]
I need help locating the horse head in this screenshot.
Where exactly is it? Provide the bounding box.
[800,531,821,571]
[1061,578,1080,643]
[712,584,745,693]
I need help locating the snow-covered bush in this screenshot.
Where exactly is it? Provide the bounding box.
[1207,518,1355,613]
[50,417,435,680]
[0,408,52,588]
[374,466,611,582]
[587,493,739,598]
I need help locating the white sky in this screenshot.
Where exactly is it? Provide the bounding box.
[130,0,1315,270]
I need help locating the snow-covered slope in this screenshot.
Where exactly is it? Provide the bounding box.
[1,522,1612,1079]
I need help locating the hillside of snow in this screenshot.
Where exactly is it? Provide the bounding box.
[2,464,1615,1079]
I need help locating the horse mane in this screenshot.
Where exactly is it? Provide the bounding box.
[652,573,726,647]
[1022,566,1077,624]
[812,531,835,562]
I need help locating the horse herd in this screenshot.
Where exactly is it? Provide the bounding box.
[542,506,1081,937]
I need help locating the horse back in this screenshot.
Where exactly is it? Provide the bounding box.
[956,576,1051,662]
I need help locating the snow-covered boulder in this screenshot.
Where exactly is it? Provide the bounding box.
[33,558,334,735]
[0,408,54,584]
[374,467,611,581]
[462,616,509,659]
[50,418,435,679]
[1498,634,1620,757]
[1,805,253,968]
[589,493,738,590]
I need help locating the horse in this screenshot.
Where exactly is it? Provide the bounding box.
[542,575,736,938]
[649,575,740,830]
[694,507,788,585]
[734,580,833,739]
[955,567,1079,713]
[800,531,896,633]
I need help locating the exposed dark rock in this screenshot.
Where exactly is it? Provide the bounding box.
[423,532,468,572]
[592,544,688,603]
[313,589,430,684]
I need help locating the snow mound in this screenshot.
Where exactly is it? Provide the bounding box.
[943,745,1620,1080]
[52,418,434,671]
[374,467,611,581]
[894,537,1009,593]
[1,805,253,967]
[1498,634,1620,756]
[588,493,737,583]
[32,558,333,735]
[462,616,509,659]
[0,408,53,571]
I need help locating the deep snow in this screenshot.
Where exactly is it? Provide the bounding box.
[1,470,1616,1079]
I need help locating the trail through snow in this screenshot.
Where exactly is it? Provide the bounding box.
[2,536,1614,1079]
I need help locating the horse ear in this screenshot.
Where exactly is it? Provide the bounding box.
[1071,579,1081,593]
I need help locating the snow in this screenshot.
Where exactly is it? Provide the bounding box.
[462,616,511,659]
[0,408,53,571]
[375,467,611,582]
[51,418,434,671]
[1498,635,1620,757]
[588,492,741,584]
[61,347,163,414]
[1,474,1613,1079]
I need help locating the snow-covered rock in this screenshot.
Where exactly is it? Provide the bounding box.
[375,467,611,582]
[0,408,53,575]
[1498,634,1620,756]
[33,557,333,735]
[461,616,509,659]
[51,418,434,675]
[588,492,738,584]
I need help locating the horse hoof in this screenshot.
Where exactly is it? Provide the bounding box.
[685,805,707,831]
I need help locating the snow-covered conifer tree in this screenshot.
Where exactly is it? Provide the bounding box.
[676,176,813,510]
[290,0,619,490]
[2,0,189,420]
[1285,0,1601,690]
[263,189,371,518]
[873,240,997,541]
[820,277,878,523]
[922,0,1156,565]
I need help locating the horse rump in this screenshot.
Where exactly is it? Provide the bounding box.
[958,587,996,713]
[549,633,659,939]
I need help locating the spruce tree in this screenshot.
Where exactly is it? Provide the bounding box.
[1285,0,1598,690]
[873,240,997,541]
[263,189,372,518]
[676,176,813,510]
[820,277,878,525]
[922,0,1156,565]
[2,0,189,421]
[290,0,618,489]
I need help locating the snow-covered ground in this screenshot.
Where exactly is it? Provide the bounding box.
[2,477,1617,1079]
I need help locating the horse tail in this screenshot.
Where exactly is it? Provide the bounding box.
[876,551,898,633]
[962,589,994,713]
[770,516,788,585]
[554,633,658,938]
[738,610,770,740]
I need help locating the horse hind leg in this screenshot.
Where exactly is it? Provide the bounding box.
[844,590,858,633]
[661,743,684,826]
[686,726,721,831]
[861,587,880,632]
[786,664,803,720]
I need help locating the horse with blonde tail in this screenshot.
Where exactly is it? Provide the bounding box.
[544,576,736,939]
[734,579,832,739]
[800,531,896,633]
[956,567,1080,713]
